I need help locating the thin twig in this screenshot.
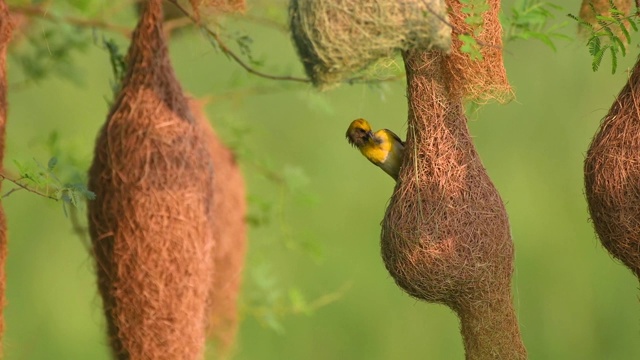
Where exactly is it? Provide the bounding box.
[167,0,310,83]
[0,173,58,201]
[9,4,132,37]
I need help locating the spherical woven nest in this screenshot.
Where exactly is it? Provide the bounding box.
[289,0,452,88]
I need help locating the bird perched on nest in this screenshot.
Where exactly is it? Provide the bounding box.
[346,118,405,180]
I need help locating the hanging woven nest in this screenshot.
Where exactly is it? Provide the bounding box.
[381,50,525,359]
[585,55,640,279]
[379,0,523,358]
[189,98,247,356]
[88,1,215,358]
[289,0,451,88]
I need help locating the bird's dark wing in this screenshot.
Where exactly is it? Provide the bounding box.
[385,129,405,146]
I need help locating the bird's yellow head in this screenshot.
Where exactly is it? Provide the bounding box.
[346,118,374,148]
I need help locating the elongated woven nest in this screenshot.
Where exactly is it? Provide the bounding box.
[190,99,247,356]
[88,1,215,358]
[289,0,451,88]
[585,55,640,279]
[0,0,12,355]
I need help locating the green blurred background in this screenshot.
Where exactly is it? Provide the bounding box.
[3,0,640,359]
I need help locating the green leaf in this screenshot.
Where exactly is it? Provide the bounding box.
[592,45,608,72]
[588,37,600,56]
[458,34,483,61]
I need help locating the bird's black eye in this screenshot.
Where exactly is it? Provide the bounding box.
[358,128,366,134]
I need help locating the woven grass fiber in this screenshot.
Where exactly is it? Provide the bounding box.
[289,0,451,88]
[0,0,11,355]
[88,0,215,358]
[585,55,640,279]
[190,98,247,357]
[442,0,512,103]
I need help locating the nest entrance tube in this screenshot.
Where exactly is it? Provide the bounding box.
[585,54,640,279]
[381,49,526,360]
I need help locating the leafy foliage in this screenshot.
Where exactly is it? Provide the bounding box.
[7,155,95,215]
[569,1,639,74]
[101,36,127,98]
[503,0,571,51]
[10,22,91,86]
[459,0,490,60]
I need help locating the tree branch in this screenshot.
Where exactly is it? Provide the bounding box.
[0,173,58,201]
[167,0,310,83]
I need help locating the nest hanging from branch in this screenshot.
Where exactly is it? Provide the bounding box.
[289,0,451,88]
[380,1,523,358]
[88,1,215,358]
[190,99,247,356]
[585,55,640,279]
[381,50,525,359]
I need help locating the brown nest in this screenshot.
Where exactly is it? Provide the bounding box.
[381,49,525,359]
[88,1,215,358]
[380,1,523,357]
[585,55,640,279]
[190,98,247,356]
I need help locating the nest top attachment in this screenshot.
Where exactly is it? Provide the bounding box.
[290,0,451,89]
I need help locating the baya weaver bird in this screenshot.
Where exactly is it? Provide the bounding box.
[346,118,405,180]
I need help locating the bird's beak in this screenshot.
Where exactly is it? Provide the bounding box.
[367,131,374,139]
